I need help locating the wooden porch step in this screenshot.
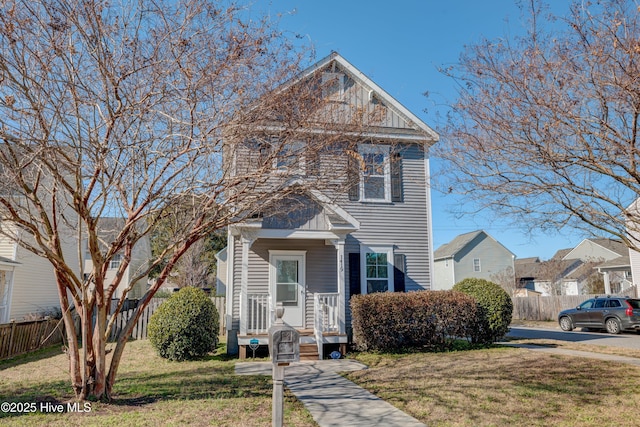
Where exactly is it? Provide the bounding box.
[299,343,319,361]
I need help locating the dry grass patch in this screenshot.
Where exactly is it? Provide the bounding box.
[0,340,316,427]
[348,346,640,427]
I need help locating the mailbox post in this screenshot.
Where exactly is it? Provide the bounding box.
[268,304,299,427]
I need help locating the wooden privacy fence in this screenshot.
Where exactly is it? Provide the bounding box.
[512,295,596,321]
[107,296,226,341]
[0,317,67,360]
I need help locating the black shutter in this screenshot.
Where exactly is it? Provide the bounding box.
[394,253,406,292]
[349,252,361,298]
[390,151,403,202]
[347,152,360,201]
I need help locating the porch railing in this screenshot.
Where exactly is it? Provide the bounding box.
[314,293,340,360]
[247,293,271,335]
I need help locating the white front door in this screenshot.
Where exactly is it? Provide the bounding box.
[270,251,306,328]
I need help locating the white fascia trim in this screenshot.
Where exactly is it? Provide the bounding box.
[308,188,360,229]
[253,125,432,143]
[254,229,344,240]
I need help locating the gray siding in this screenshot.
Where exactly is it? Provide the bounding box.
[344,144,431,291]
[231,238,337,330]
[452,235,514,286]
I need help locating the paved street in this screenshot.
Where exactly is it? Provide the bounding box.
[507,326,640,350]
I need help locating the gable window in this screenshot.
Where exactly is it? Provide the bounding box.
[359,144,390,202]
[360,246,394,294]
[322,72,345,99]
[473,258,481,272]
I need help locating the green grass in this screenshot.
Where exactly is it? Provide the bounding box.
[0,340,316,427]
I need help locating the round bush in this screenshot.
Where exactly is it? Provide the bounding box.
[452,278,513,344]
[148,287,219,361]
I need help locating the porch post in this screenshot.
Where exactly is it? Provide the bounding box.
[603,271,612,295]
[334,239,346,334]
[239,235,255,335]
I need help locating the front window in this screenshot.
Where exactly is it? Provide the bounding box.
[361,246,394,294]
[473,258,481,272]
[359,144,390,202]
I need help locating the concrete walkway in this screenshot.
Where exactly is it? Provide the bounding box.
[235,359,426,427]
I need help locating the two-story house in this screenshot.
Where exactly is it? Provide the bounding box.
[222,52,439,358]
[432,230,516,290]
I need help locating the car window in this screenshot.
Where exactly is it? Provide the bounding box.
[607,300,621,308]
[579,300,594,309]
[594,299,606,308]
[628,300,640,309]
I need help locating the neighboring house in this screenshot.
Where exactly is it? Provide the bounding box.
[223,52,439,358]
[83,218,151,301]
[432,230,515,290]
[0,230,79,323]
[516,238,632,296]
[564,238,631,295]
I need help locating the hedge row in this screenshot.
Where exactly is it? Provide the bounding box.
[351,290,481,352]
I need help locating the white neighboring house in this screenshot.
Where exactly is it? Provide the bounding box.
[83,218,151,301]
[0,227,79,323]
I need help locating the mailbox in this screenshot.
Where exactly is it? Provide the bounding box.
[268,305,300,365]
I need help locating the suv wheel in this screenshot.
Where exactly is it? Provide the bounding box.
[559,316,573,331]
[605,318,621,334]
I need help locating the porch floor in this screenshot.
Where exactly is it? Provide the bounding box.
[237,330,347,360]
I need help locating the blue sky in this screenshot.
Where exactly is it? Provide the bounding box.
[265,0,584,260]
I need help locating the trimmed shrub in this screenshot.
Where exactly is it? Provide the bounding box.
[452,278,513,344]
[351,291,480,352]
[148,287,219,361]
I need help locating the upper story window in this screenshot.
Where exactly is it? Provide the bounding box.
[110,254,123,270]
[473,258,481,272]
[349,143,402,203]
[359,144,390,202]
[274,141,306,174]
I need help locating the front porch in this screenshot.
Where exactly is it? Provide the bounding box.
[237,292,348,360]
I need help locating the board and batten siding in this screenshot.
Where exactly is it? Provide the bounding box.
[231,238,337,330]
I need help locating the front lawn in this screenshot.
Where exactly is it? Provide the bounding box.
[347,344,640,427]
[0,340,315,427]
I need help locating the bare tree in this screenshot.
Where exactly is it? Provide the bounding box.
[436,0,640,249]
[490,266,516,295]
[0,0,364,401]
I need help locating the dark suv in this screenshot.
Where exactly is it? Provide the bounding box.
[558,296,640,334]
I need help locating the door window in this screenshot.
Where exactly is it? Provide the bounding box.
[276,259,298,304]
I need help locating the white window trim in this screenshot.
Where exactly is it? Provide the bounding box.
[273,141,306,175]
[110,253,123,270]
[473,258,481,273]
[358,144,391,202]
[360,245,394,294]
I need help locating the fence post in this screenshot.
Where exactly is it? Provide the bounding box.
[8,320,16,356]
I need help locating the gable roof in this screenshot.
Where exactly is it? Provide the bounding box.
[434,230,515,261]
[563,238,628,260]
[294,52,439,144]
